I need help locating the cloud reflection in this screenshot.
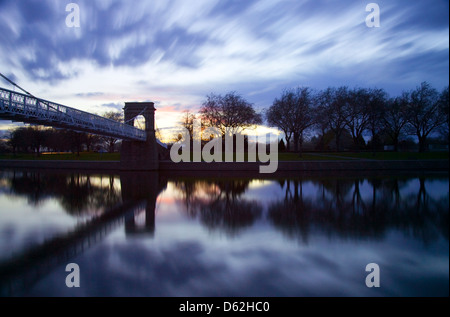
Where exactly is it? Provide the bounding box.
[0,170,448,297]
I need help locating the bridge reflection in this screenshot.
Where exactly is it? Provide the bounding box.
[121,172,162,237]
[0,169,448,296]
[0,170,166,296]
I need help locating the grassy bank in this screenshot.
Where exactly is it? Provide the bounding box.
[0,152,120,161]
[0,151,448,162]
[321,151,449,160]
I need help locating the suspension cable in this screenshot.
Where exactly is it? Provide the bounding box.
[0,72,61,112]
[0,72,35,97]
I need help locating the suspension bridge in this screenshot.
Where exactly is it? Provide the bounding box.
[0,74,166,170]
[0,87,147,141]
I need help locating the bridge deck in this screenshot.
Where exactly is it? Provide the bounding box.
[0,87,146,141]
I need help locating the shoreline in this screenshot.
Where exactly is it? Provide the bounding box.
[0,159,448,174]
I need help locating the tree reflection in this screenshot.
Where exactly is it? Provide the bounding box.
[2,170,448,244]
[268,175,449,244]
[173,179,262,236]
[3,171,122,216]
[268,179,314,243]
[396,177,449,244]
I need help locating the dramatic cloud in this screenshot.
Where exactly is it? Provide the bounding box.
[0,0,448,132]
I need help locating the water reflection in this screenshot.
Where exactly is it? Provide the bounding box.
[271,177,448,244]
[0,170,166,296]
[0,169,448,297]
[173,179,262,235]
[4,171,122,216]
[171,175,448,245]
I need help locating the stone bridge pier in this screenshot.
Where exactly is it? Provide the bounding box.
[121,102,159,170]
[120,171,168,237]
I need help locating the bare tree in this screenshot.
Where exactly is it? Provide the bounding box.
[365,88,388,154]
[8,126,46,156]
[267,87,315,154]
[8,128,28,155]
[180,110,197,140]
[312,101,330,151]
[438,86,449,145]
[266,91,294,151]
[290,87,315,155]
[405,82,445,152]
[102,111,123,153]
[317,87,349,152]
[84,133,101,152]
[200,92,262,136]
[383,93,409,152]
[344,88,370,150]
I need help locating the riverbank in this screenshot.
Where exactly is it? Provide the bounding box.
[0,159,448,173]
[1,151,448,161]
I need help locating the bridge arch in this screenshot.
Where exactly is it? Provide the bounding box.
[121,102,159,170]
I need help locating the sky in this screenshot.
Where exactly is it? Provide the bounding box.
[0,0,448,139]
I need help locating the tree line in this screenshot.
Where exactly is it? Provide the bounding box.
[1,111,123,155]
[180,81,448,153]
[2,81,448,155]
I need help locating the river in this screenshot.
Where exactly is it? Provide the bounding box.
[0,169,448,297]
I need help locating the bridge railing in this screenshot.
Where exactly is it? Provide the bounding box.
[0,87,146,141]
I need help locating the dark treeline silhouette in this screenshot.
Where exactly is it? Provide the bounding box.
[170,175,448,243]
[3,83,448,155]
[7,127,103,156]
[174,82,448,154]
[267,82,449,153]
[3,111,124,155]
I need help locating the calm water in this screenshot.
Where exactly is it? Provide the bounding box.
[0,169,448,297]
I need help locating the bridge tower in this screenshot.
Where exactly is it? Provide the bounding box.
[121,102,159,170]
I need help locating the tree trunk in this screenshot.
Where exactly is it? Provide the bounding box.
[393,133,399,152]
[335,132,341,152]
[285,135,291,152]
[298,132,304,157]
[293,132,299,153]
[371,129,377,157]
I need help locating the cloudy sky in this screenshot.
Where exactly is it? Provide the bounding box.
[0,0,448,136]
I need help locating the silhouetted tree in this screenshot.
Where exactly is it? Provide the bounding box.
[312,104,331,151]
[405,82,445,152]
[8,126,46,155]
[383,93,409,151]
[68,131,84,156]
[291,87,315,155]
[278,139,286,152]
[179,110,197,140]
[317,87,350,152]
[267,87,315,154]
[30,126,47,156]
[102,111,123,152]
[267,91,294,151]
[438,86,449,145]
[200,92,262,136]
[344,88,370,150]
[84,133,101,152]
[366,88,388,154]
[8,128,26,155]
